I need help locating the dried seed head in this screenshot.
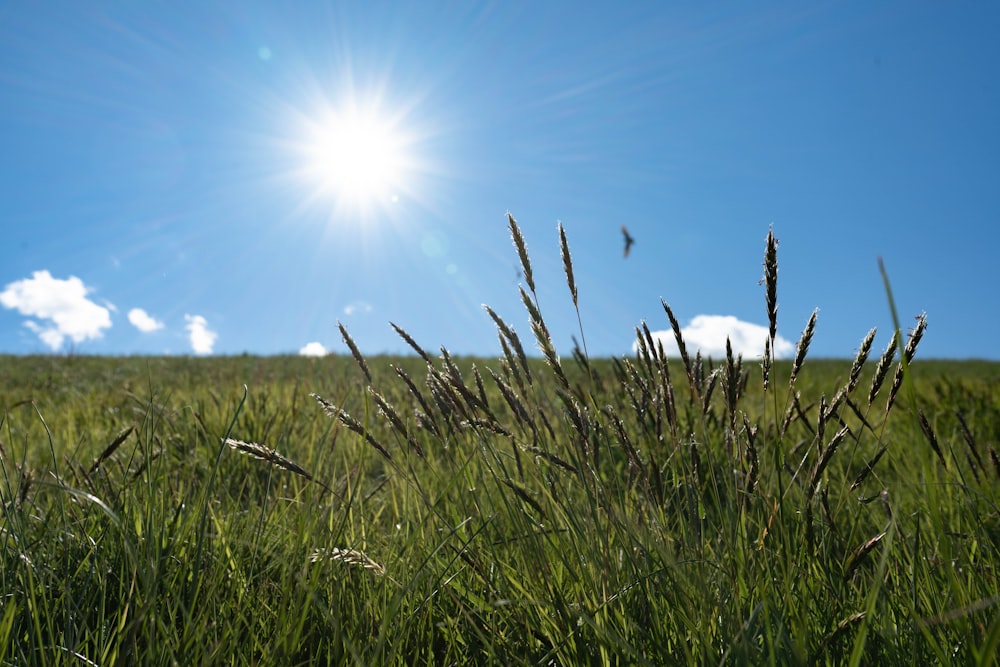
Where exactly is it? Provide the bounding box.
[762,226,779,342]
[807,425,851,501]
[369,387,424,457]
[338,322,372,384]
[848,328,878,393]
[508,212,535,293]
[955,409,984,472]
[761,337,772,393]
[309,547,386,576]
[558,222,578,308]
[724,337,741,422]
[902,313,927,364]
[788,309,818,389]
[488,367,535,431]
[867,330,898,406]
[460,417,512,438]
[484,305,532,384]
[919,409,947,469]
[90,426,135,474]
[519,286,567,389]
[741,414,759,498]
[311,393,393,460]
[634,324,651,363]
[851,445,887,491]
[661,299,694,391]
[390,322,433,365]
[883,315,927,413]
[392,365,440,436]
[225,438,315,481]
[844,533,886,579]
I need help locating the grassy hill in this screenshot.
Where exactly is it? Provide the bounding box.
[2,219,998,664]
[1,347,998,665]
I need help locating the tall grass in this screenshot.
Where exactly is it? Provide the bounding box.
[1,219,998,664]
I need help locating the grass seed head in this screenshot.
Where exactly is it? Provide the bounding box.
[310,547,386,576]
[788,309,818,389]
[558,222,578,308]
[661,299,694,392]
[850,445,887,491]
[762,226,779,343]
[918,409,947,469]
[390,322,433,365]
[844,533,886,579]
[311,393,393,460]
[761,337,772,393]
[338,322,372,384]
[868,330,899,405]
[954,409,984,472]
[508,212,535,293]
[225,438,316,482]
[902,312,927,364]
[484,305,532,385]
[89,425,135,474]
[850,328,878,392]
[883,315,927,413]
[807,425,851,501]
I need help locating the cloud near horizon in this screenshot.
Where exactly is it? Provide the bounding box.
[0,270,112,350]
[298,341,329,357]
[635,314,795,360]
[184,314,217,354]
[128,307,164,333]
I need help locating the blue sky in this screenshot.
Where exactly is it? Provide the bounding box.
[1,2,997,360]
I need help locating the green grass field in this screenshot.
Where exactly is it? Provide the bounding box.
[2,220,998,665]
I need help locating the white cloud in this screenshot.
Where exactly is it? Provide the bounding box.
[299,341,329,357]
[184,314,217,355]
[128,308,164,333]
[0,270,113,351]
[24,321,66,350]
[343,301,373,316]
[636,314,795,360]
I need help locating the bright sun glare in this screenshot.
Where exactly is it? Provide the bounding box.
[300,105,409,214]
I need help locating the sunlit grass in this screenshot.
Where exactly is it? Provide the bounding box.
[1,221,998,664]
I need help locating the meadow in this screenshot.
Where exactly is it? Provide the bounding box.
[1,218,998,665]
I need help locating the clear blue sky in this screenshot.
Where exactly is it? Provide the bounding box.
[1,2,997,360]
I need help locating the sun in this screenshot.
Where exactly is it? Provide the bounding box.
[299,104,410,214]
